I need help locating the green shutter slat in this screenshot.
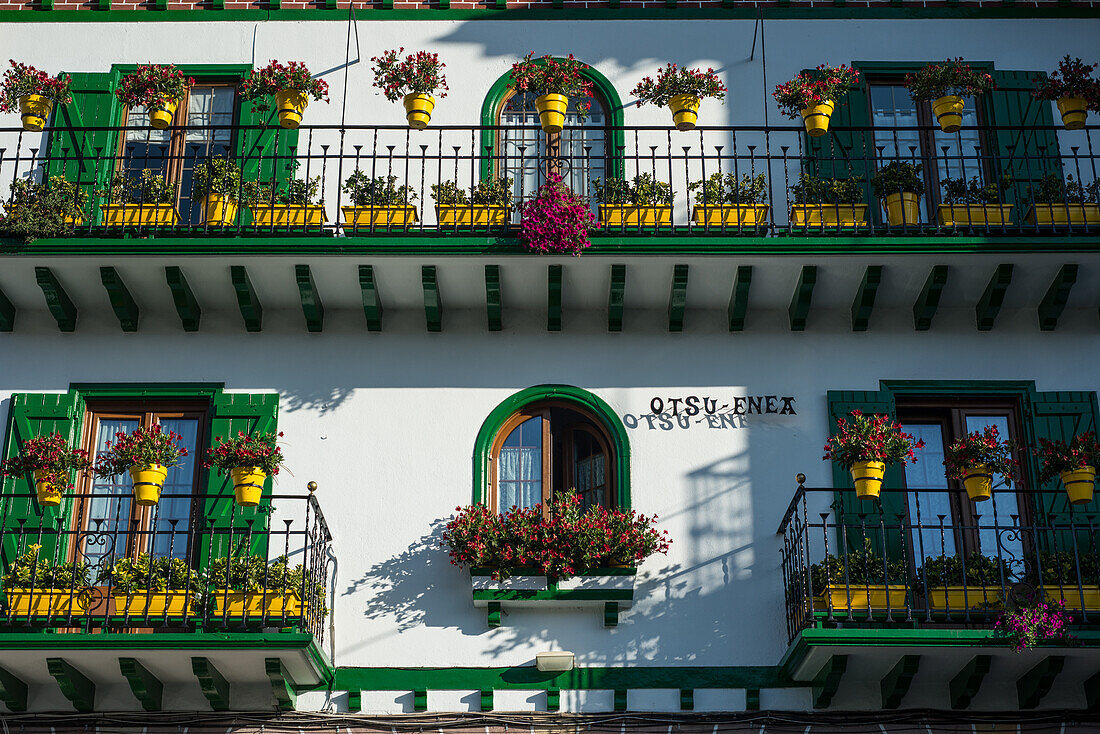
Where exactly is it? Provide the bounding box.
[986,70,1060,210]
[47,72,119,223]
[804,75,874,210]
[1027,391,1099,531]
[236,100,300,214]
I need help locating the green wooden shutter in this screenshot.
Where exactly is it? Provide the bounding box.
[804,75,874,208]
[46,72,120,221]
[1024,391,1099,537]
[1,392,84,566]
[985,70,1061,210]
[236,100,300,203]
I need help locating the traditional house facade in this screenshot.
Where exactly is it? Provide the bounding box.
[1,2,1100,731]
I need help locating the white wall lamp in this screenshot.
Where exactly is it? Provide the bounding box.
[535,651,575,672]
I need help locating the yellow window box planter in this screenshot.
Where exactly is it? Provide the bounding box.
[1045,585,1100,610]
[1025,204,1100,227]
[812,584,907,612]
[436,205,510,227]
[789,204,868,228]
[252,205,328,228]
[211,590,303,617]
[6,589,92,617]
[598,205,673,227]
[342,205,419,228]
[113,592,192,617]
[926,586,1003,610]
[691,205,770,227]
[936,204,1013,227]
[101,204,179,227]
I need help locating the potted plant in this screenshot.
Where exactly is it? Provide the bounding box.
[1031,551,1100,610]
[1026,173,1100,227]
[2,544,93,617]
[0,432,90,507]
[688,172,768,228]
[1033,56,1100,131]
[509,53,594,134]
[823,410,924,500]
[100,553,200,617]
[773,64,860,138]
[809,539,908,612]
[904,59,994,134]
[995,599,1075,651]
[192,156,248,227]
[938,174,1014,227]
[98,168,178,227]
[870,162,925,227]
[239,60,329,130]
[918,553,1011,610]
[250,174,326,228]
[592,173,673,227]
[788,173,867,227]
[630,64,727,131]
[942,424,1017,502]
[115,64,194,131]
[1036,431,1100,505]
[431,177,514,227]
[205,431,284,507]
[92,425,189,506]
[0,177,88,242]
[0,61,71,132]
[342,172,418,228]
[205,554,325,619]
[370,48,448,130]
[518,173,597,255]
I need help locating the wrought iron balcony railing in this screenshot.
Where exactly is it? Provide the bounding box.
[0,487,332,638]
[778,481,1100,644]
[1,121,1098,239]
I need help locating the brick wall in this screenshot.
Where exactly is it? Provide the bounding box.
[0,0,1094,10]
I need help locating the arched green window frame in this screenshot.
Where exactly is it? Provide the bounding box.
[478,60,626,183]
[472,384,631,509]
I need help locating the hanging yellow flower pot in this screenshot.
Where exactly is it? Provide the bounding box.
[535,93,569,134]
[850,460,885,500]
[230,466,266,507]
[1056,96,1088,130]
[202,194,239,227]
[884,192,921,227]
[129,464,168,506]
[1061,465,1096,505]
[962,464,992,502]
[800,100,835,138]
[932,95,965,133]
[33,469,63,507]
[275,89,309,130]
[18,94,53,132]
[403,93,436,130]
[148,97,179,130]
[668,94,701,132]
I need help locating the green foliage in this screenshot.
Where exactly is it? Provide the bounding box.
[688,172,767,206]
[916,553,1012,589]
[1029,550,1100,585]
[941,174,1013,205]
[905,58,995,101]
[809,538,907,596]
[2,544,91,590]
[99,168,175,205]
[1028,173,1100,205]
[430,177,514,208]
[204,555,328,618]
[251,176,323,207]
[0,176,87,243]
[99,553,200,593]
[192,156,245,201]
[871,162,926,199]
[789,173,865,205]
[592,173,673,206]
[343,172,416,207]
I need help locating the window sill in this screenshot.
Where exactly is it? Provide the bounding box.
[470,567,636,628]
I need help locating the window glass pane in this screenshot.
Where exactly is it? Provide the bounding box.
[498,416,542,511]
[932,98,983,183]
[180,86,236,223]
[120,108,174,182]
[964,415,1021,562]
[902,423,956,560]
[85,418,141,565]
[870,85,927,223]
[150,417,199,558]
[572,430,607,512]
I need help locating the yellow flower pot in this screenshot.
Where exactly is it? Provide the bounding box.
[883,192,921,227]
[932,95,965,133]
[33,469,63,507]
[148,98,180,130]
[230,466,266,507]
[202,194,239,226]
[402,93,435,130]
[598,204,673,227]
[128,464,167,506]
[927,586,1002,610]
[1060,465,1096,505]
[1057,96,1088,130]
[436,205,510,227]
[937,203,1013,227]
[535,93,569,134]
[813,584,906,611]
[1045,584,1100,610]
[18,94,53,132]
[7,588,91,616]
[1026,203,1100,227]
[275,89,309,130]
[212,589,303,617]
[962,464,992,502]
[800,100,835,138]
[850,460,886,500]
[342,205,419,228]
[252,204,328,228]
[114,592,191,617]
[691,204,770,227]
[101,204,179,227]
[669,93,701,131]
[790,204,867,227]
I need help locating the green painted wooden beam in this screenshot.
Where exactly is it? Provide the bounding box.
[614,688,627,711]
[413,689,427,711]
[294,264,324,333]
[35,266,77,332]
[546,687,560,711]
[165,266,201,332]
[788,265,817,331]
[1037,263,1078,331]
[0,284,14,331]
[119,657,162,712]
[346,690,361,712]
[358,265,383,332]
[850,264,883,332]
[728,265,752,331]
[1017,655,1065,709]
[949,655,991,709]
[0,664,28,712]
[811,655,846,709]
[47,658,94,712]
[913,265,948,331]
[487,601,501,628]
[266,0,277,8]
[879,654,919,709]
[679,688,693,710]
[604,601,619,628]
[608,263,626,332]
[745,688,760,710]
[548,264,563,332]
[422,265,442,333]
[266,658,295,711]
[668,263,689,332]
[191,657,230,711]
[1084,669,1100,709]
[99,266,139,332]
[437,0,449,8]
[230,265,262,332]
[480,688,493,711]
[485,264,502,332]
[96,0,109,9]
[975,264,1013,331]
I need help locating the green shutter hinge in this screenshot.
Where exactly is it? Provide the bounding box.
[413,689,427,712]
[480,689,493,712]
[487,601,502,628]
[614,689,627,712]
[546,687,560,712]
